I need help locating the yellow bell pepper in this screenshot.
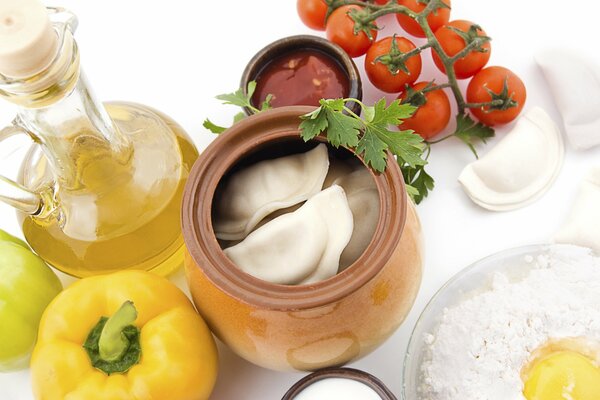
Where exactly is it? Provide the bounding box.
[30,270,218,400]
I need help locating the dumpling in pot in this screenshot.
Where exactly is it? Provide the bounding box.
[213,144,329,240]
[223,185,354,285]
[333,167,380,270]
[323,157,354,188]
[554,167,600,253]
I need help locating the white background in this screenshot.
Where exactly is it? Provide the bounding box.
[1,0,599,399]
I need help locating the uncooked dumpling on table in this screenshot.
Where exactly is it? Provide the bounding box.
[536,49,600,150]
[223,185,354,285]
[213,144,329,240]
[554,167,600,253]
[459,107,564,211]
[333,167,380,270]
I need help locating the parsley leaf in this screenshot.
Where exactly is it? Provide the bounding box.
[203,119,227,134]
[325,108,362,148]
[357,130,388,172]
[401,162,435,204]
[216,81,256,109]
[452,113,494,158]
[204,81,272,134]
[299,99,362,148]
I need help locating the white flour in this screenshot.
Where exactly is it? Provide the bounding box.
[420,246,600,400]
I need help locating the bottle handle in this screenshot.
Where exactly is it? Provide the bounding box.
[0,123,44,215]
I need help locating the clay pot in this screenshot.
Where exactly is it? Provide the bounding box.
[182,106,423,371]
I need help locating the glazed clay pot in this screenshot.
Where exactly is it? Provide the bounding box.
[182,106,423,371]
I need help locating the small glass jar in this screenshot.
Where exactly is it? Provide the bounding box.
[182,106,423,371]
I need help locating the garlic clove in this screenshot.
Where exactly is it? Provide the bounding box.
[554,167,600,254]
[458,107,564,211]
[536,49,600,150]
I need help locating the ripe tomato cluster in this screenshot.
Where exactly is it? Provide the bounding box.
[297,0,526,140]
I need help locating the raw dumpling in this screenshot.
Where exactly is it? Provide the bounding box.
[333,168,380,270]
[213,144,329,240]
[554,167,600,253]
[223,185,354,285]
[458,107,564,211]
[323,158,354,188]
[536,49,600,150]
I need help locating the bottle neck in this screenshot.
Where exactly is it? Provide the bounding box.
[15,70,130,190]
[0,24,131,191]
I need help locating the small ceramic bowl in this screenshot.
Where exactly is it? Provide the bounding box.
[283,367,397,400]
[182,106,423,371]
[240,35,362,116]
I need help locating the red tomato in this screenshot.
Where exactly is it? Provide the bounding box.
[297,0,328,31]
[326,5,378,58]
[374,0,389,4]
[396,0,451,38]
[398,82,451,139]
[432,20,491,79]
[466,66,526,126]
[365,36,422,93]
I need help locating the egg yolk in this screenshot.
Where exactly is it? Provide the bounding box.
[523,351,600,400]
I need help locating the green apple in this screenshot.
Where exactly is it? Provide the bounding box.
[0,230,62,371]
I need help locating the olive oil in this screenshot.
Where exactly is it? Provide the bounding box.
[18,103,198,277]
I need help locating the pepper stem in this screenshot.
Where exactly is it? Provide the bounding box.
[83,300,142,375]
[99,301,138,362]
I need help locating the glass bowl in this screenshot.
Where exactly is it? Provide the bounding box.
[401,244,582,399]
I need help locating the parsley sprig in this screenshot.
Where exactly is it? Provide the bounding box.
[203,81,272,134]
[299,98,428,198]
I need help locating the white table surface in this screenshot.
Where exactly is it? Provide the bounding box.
[1,1,599,399]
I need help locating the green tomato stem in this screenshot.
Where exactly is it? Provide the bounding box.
[465,100,505,109]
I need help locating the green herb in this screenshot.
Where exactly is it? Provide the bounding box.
[203,81,271,134]
[451,113,494,158]
[402,159,435,204]
[299,97,433,203]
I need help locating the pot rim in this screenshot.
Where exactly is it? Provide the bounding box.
[181,106,407,311]
[281,367,397,400]
[240,34,362,116]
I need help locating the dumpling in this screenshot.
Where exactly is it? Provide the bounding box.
[223,185,354,285]
[554,167,600,253]
[536,49,600,150]
[333,167,380,270]
[323,158,354,188]
[213,144,329,240]
[458,107,564,211]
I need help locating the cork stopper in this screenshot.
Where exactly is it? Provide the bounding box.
[0,0,58,79]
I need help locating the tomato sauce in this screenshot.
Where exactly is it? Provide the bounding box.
[252,49,350,108]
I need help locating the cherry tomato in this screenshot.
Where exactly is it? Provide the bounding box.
[396,0,451,38]
[374,0,389,4]
[432,20,491,79]
[466,66,526,126]
[326,5,378,58]
[365,36,422,93]
[398,82,451,139]
[297,0,328,31]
